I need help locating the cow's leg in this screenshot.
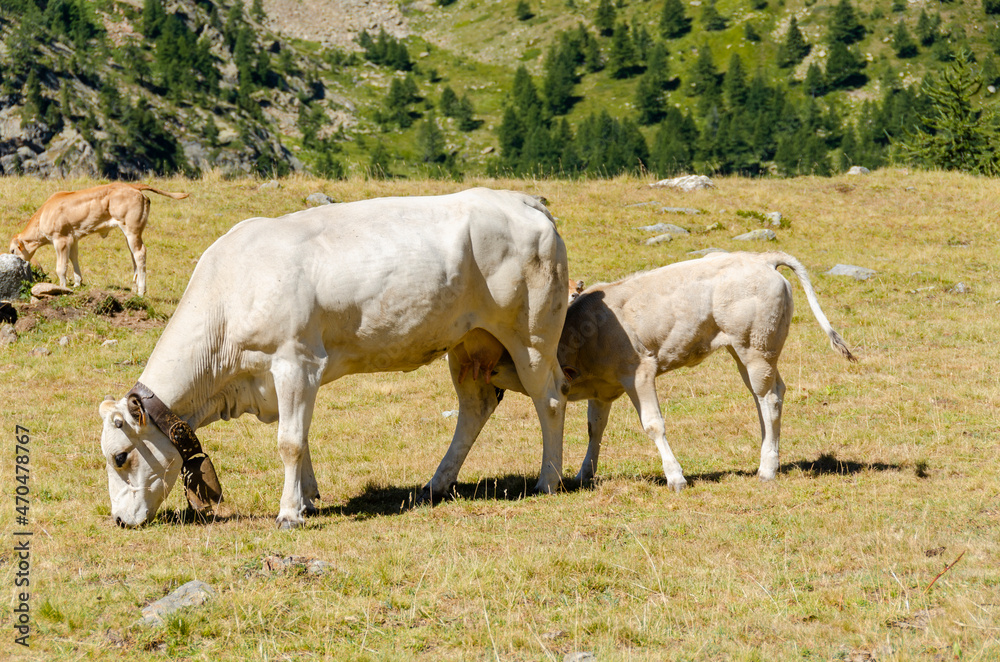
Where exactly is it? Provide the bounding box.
[505,347,567,493]
[422,350,502,503]
[272,359,322,528]
[53,237,71,288]
[68,240,83,287]
[576,398,613,485]
[122,230,147,296]
[727,347,784,481]
[300,442,321,514]
[623,362,687,492]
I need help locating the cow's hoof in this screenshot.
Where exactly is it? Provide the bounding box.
[276,517,303,530]
[756,472,777,482]
[574,471,596,488]
[667,476,688,493]
[303,503,319,516]
[414,483,456,506]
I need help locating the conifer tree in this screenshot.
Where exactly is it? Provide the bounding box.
[660,0,690,40]
[608,21,637,78]
[635,72,665,125]
[701,1,727,32]
[368,141,392,179]
[893,21,918,58]
[804,62,826,96]
[777,16,810,68]
[595,0,616,36]
[418,112,446,163]
[516,1,533,21]
[724,53,748,109]
[543,41,577,114]
[825,41,864,89]
[440,86,458,116]
[827,0,865,45]
[985,0,1000,15]
[916,10,937,46]
[687,46,720,98]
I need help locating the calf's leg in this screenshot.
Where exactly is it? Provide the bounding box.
[623,362,687,491]
[69,240,83,287]
[576,398,613,485]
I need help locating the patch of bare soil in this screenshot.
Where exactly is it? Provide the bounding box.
[11,289,166,334]
[261,0,423,50]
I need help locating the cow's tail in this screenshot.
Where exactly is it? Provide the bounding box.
[130,183,190,200]
[768,252,857,363]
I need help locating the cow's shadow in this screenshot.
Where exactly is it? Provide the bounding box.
[324,452,904,519]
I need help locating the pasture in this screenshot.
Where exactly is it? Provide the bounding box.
[1,172,997,660]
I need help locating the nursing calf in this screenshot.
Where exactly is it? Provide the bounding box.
[493,251,856,490]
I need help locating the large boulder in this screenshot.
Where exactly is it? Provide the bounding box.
[0,254,31,301]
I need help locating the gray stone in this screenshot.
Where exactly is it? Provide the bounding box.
[649,174,714,191]
[442,410,459,418]
[704,222,722,232]
[58,336,70,347]
[645,233,674,245]
[636,222,689,235]
[659,206,702,215]
[733,229,776,241]
[847,166,871,175]
[306,192,335,206]
[950,282,969,294]
[101,339,119,347]
[29,347,50,357]
[765,211,783,227]
[688,247,727,256]
[31,283,73,298]
[0,254,31,301]
[564,654,596,662]
[0,324,16,346]
[141,580,216,626]
[262,555,335,575]
[825,264,876,281]
[258,179,281,191]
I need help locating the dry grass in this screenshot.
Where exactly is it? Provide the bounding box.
[1,171,998,660]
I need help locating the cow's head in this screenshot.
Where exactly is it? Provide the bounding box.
[98,387,223,527]
[99,396,182,527]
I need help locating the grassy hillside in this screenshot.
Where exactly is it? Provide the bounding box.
[1,172,999,659]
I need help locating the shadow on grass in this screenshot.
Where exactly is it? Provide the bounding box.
[667,452,903,486]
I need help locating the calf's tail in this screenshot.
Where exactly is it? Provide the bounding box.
[768,253,857,363]
[130,183,190,200]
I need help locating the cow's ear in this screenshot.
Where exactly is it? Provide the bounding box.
[127,394,147,427]
[563,366,579,382]
[99,397,117,418]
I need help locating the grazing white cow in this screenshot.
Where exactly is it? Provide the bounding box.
[98,188,570,528]
[492,251,856,490]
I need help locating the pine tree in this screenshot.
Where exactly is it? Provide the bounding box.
[440,86,458,116]
[142,0,167,39]
[916,10,937,46]
[777,16,810,68]
[893,21,918,58]
[701,1,727,32]
[660,0,690,40]
[804,62,826,96]
[894,52,1000,175]
[687,46,720,98]
[985,0,1000,15]
[454,95,478,131]
[608,22,637,79]
[516,1,533,21]
[251,0,265,21]
[828,0,865,45]
[367,141,392,179]
[543,41,577,114]
[635,72,665,125]
[724,53,748,109]
[418,112,446,163]
[595,0,616,36]
[825,41,864,89]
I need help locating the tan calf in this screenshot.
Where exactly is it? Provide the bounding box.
[9,183,189,296]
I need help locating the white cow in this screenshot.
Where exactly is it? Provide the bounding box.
[493,251,856,490]
[98,189,570,528]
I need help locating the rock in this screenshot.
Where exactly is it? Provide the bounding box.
[0,324,16,346]
[258,179,281,191]
[645,234,673,245]
[262,555,335,575]
[847,166,871,175]
[659,206,702,215]
[950,282,969,294]
[101,339,119,347]
[732,229,776,241]
[29,347,51,357]
[0,254,32,301]
[564,654,596,662]
[688,247,727,256]
[648,174,714,191]
[704,222,722,232]
[442,410,459,417]
[306,192,335,206]
[30,283,73,298]
[765,212,783,227]
[825,264,876,281]
[636,222,689,235]
[58,336,70,347]
[988,85,996,95]
[480,146,494,155]
[140,580,216,626]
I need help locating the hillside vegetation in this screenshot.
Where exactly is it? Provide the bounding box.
[1,0,1000,178]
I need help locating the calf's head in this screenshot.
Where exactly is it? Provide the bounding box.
[99,396,182,527]
[9,236,33,261]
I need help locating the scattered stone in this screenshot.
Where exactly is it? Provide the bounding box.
[660,206,702,215]
[905,186,916,191]
[101,339,119,347]
[645,233,673,245]
[950,282,969,294]
[29,347,51,357]
[58,336,70,347]
[480,146,494,155]
[258,179,281,191]
[262,555,335,575]
[31,283,74,298]
[649,174,714,191]
[0,324,16,346]
[847,166,871,175]
[765,211,783,227]
[0,254,32,301]
[825,264,876,281]
[564,654,596,662]
[442,410,459,418]
[688,247,727,256]
[704,221,722,232]
[636,222,689,235]
[732,229,776,241]
[988,85,997,95]
[140,580,216,626]
[305,192,335,206]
